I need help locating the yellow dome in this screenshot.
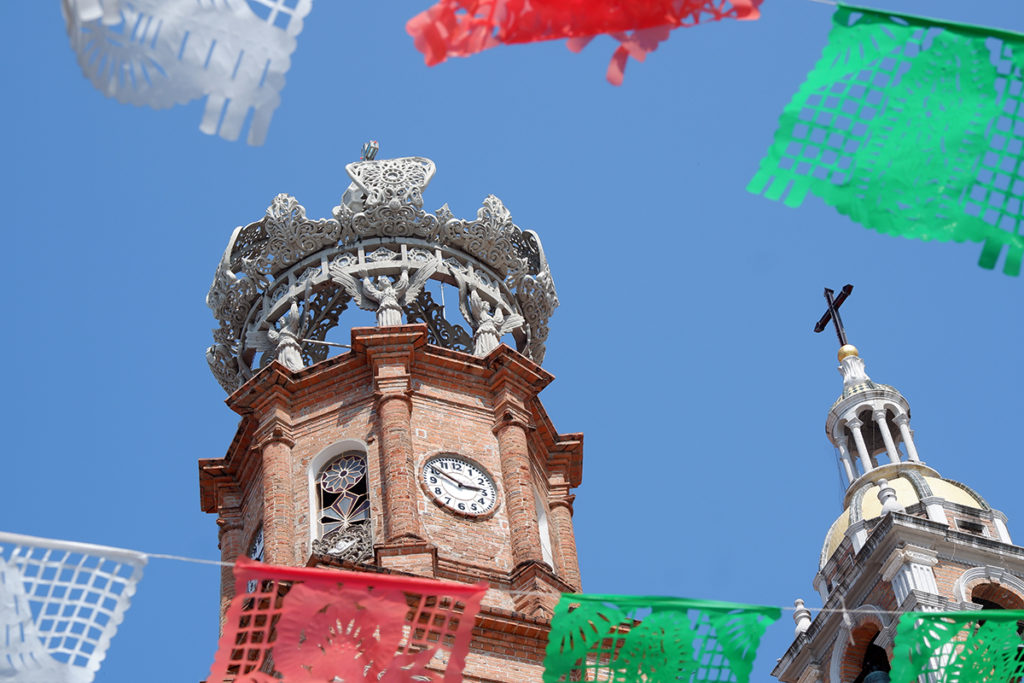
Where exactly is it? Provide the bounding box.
[820,466,987,569]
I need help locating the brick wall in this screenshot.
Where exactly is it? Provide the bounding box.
[199,325,583,682]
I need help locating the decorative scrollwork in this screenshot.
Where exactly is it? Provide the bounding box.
[206,156,558,392]
[311,522,373,564]
[404,290,473,354]
[345,157,435,209]
[300,287,350,366]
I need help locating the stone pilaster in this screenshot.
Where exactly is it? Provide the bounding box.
[216,497,243,628]
[493,404,545,570]
[356,326,428,544]
[548,491,581,590]
[881,545,938,606]
[256,424,296,566]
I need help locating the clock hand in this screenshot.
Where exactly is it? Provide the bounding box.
[445,471,485,492]
[431,467,470,490]
[432,467,485,492]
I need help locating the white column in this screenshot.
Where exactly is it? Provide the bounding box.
[837,437,857,483]
[874,409,900,464]
[894,413,920,462]
[846,418,872,473]
[881,545,939,605]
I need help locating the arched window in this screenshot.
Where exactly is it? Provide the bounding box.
[311,449,373,564]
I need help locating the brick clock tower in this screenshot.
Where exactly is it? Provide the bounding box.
[199,154,581,681]
[774,339,1024,683]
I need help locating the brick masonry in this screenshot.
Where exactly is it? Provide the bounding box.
[199,324,583,681]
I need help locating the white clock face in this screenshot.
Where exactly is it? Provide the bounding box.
[422,455,498,516]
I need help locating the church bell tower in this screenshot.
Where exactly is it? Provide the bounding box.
[198,153,582,681]
[774,288,1024,683]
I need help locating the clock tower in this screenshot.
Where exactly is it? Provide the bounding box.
[198,154,582,681]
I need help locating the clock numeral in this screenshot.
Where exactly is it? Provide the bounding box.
[479,498,485,504]
[434,487,442,495]
[453,463,462,471]
[477,478,485,485]
[458,503,466,511]
[440,462,448,469]
[444,497,451,505]
[429,476,437,484]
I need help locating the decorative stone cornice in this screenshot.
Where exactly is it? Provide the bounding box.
[351,324,429,357]
[492,398,534,434]
[881,544,937,582]
[796,663,821,683]
[548,494,576,513]
[487,345,553,395]
[216,514,244,536]
[253,415,296,449]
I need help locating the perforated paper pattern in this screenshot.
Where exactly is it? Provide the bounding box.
[0,531,146,683]
[63,0,314,145]
[748,5,1024,275]
[208,558,487,682]
[406,0,761,85]
[543,594,780,683]
[890,610,1024,683]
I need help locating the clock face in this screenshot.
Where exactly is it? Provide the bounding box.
[421,455,498,517]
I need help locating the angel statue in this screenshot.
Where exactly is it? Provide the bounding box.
[245,300,306,372]
[458,283,525,357]
[330,258,440,327]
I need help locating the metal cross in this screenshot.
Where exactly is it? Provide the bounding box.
[813,284,854,346]
[360,140,379,161]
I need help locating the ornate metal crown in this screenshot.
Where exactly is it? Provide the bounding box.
[206,156,559,393]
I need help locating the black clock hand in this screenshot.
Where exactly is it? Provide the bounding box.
[431,467,466,490]
[444,470,485,491]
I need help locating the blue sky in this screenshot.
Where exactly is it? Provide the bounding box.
[1,1,1022,681]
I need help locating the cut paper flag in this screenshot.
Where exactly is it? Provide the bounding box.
[748,5,1024,275]
[62,0,313,145]
[0,530,147,683]
[543,593,781,683]
[208,557,488,682]
[890,610,1024,682]
[407,0,761,85]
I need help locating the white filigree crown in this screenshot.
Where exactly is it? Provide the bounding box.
[206,156,559,393]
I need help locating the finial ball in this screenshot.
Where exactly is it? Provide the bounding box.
[838,344,859,362]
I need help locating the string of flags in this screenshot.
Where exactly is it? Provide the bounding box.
[59,2,1024,275]
[748,5,1024,275]
[3,530,1024,682]
[0,531,145,683]
[404,0,762,86]
[62,0,314,145]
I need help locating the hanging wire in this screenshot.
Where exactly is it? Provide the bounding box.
[0,535,958,616]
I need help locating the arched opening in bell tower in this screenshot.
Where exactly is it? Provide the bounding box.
[971,584,1024,669]
[842,625,891,683]
[846,408,902,470]
[308,440,374,563]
